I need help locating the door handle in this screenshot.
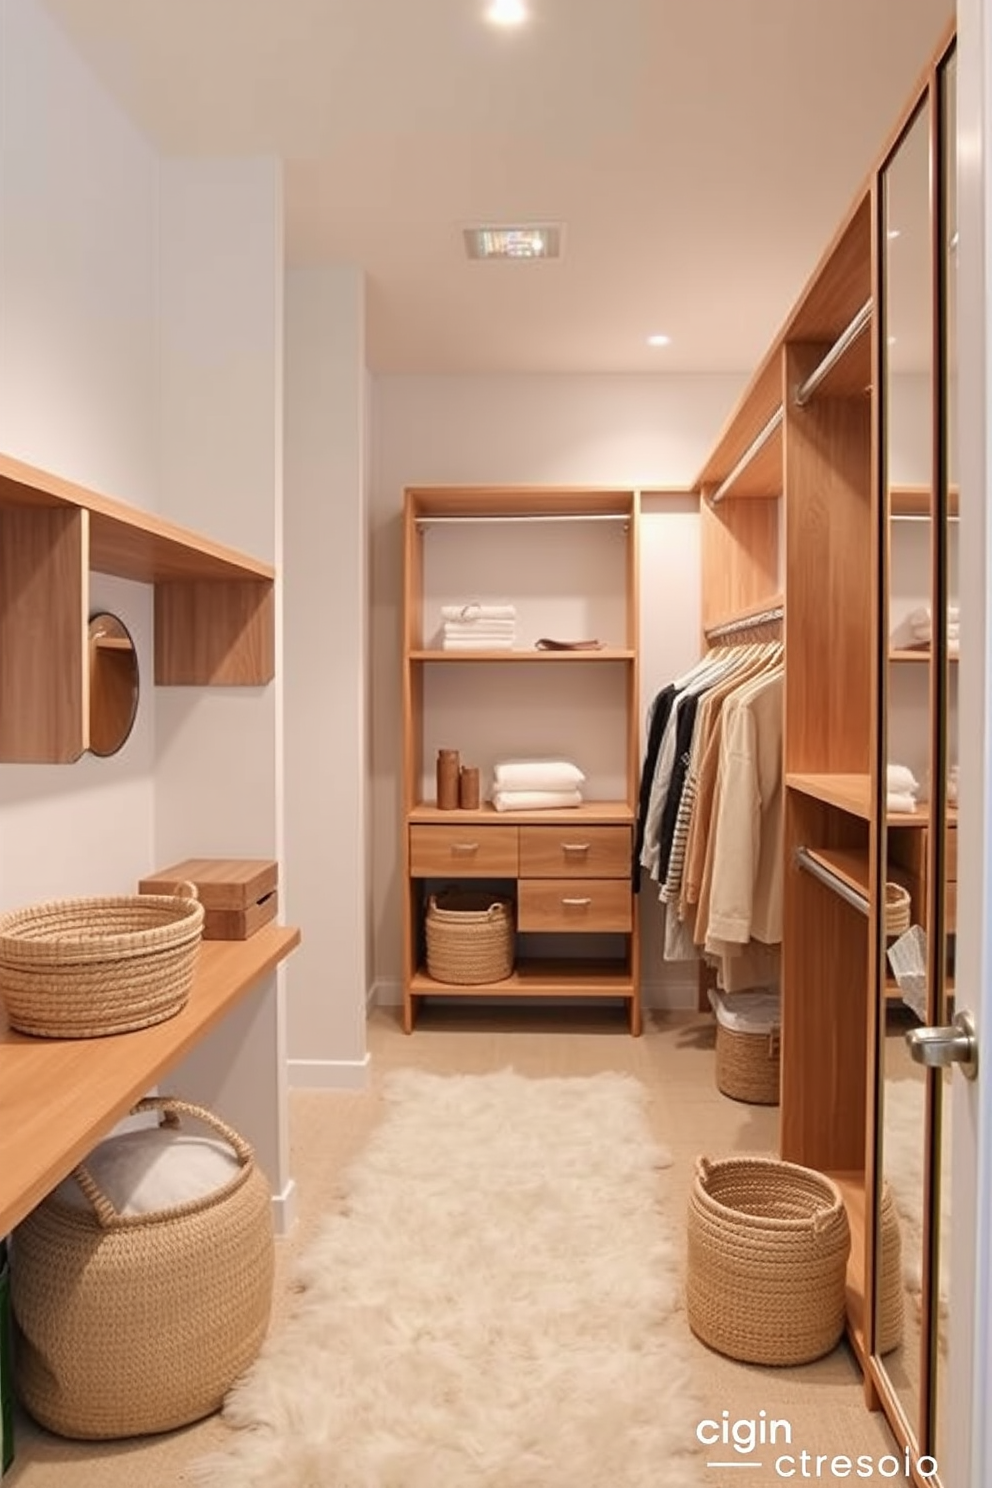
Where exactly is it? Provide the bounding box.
[905,1009,978,1080]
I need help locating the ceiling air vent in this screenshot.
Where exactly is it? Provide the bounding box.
[463,224,563,261]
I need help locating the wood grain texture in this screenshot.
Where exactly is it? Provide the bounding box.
[0,506,87,762]
[139,857,278,909]
[409,824,519,877]
[154,579,274,684]
[700,497,780,633]
[518,824,631,878]
[0,925,301,1237]
[518,878,632,933]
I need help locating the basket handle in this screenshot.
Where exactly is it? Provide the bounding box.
[68,1095,254,1228]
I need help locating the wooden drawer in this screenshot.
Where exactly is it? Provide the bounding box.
[518,824,632,879]
[409,824,518,877]
[518,878,632,933]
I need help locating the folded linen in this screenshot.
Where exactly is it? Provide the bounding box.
[441,603,517,621]
[887,791,918,814]
[492,788,583,812]
[493,759,585,790]
[948,765,959,804]
[443,620,516,635]
[442,636,516,651]
[887,763,919,795]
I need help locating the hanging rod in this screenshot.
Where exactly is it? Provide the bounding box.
[705,604,784,641]
[795,846,869,917]
[709,406,784,506]
[416,513,629,529]
[794,300,873,408]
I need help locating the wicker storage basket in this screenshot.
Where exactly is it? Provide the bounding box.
[709,988,780,1105]
[687,1155,851,1366]
[425,891,514,984]
[11,1097,274,1440]
[876,1180,905,1355]
[885,882,912,937]
[0,888,204,1038]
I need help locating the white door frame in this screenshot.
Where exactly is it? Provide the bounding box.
[949,0,992,1482]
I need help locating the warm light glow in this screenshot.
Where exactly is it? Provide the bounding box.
[647,333,671,347]
[464,224,562,260]
[486,0,528,26]
[887,227,901,240]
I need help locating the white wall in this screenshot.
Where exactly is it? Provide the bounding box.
[0,0,157,909]
[284,265,369,1088]
[370,372,745,1010]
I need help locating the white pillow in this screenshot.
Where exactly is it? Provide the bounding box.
[54,1126,239,1216]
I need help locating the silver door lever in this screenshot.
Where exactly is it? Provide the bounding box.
[906,1010,978,1080]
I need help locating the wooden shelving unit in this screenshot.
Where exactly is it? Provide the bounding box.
[0,451,275,762]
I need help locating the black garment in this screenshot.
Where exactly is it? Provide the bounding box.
[656,691,701,883]
[632,683,676,890]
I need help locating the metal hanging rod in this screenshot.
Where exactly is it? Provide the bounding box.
[794,300,873,408]
[795,846,869,917]
[709,406,784,506]
[705,604,784,641]
[416,513,630,529]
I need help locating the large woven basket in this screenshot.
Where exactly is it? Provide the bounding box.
[876,1180,905,1355]
[0,888,204,1038]
[425,891,514,984]
[11,1097,274,1440]
[710,990,781,1106]
[687,1155,851,1366]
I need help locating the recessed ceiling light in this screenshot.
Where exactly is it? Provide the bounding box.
[485,0,528,25]
[647,333,671,347]
[464,224,562,260]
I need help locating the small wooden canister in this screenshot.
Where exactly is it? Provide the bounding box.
[436,749,460,810]
[459,766,481,810]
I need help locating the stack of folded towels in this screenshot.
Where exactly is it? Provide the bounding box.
[888,763,920,814]
[905,604,960,656]
[491,759,585,812]
[440,603,517,651]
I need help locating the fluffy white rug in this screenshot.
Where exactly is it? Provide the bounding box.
[193,1069,701,1488]
[883,1075,952,1318]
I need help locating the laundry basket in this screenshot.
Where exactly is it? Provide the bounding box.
[0,889,204,1038]
[11,1097,274,1439]
[709,988,780,1105]
[687,1155,851,1365]
[425,891,514,984]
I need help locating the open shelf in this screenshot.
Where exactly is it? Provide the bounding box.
[409,801,634,825]
[794,301,873,405]
[0,924,301,1236]
[409,648,635,663]
[889,647,958,663]
[787,773,873,819]
[410,960,634,997]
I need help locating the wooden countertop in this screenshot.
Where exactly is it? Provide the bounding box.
[0,923,300,1236]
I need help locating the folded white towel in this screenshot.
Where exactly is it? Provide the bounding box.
[443,620,516,633]
[492,788,583,812]
[948,765,959,804]
[887,791,918,814]
[887,763,919,795]
[493,760,585,790]
[442,637,516,651]
[441,603,517,621]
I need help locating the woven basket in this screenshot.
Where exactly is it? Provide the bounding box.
[11,1097,274,1440]
[716,1024,780,1105]
[885,882,912,937]
[0,888,204,1038]
[425,891,514,984]
[687,1155,851,1366]
[876,1180,905,1355]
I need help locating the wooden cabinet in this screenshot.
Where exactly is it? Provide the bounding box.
[401,487,641,1034]
[0,450,275,762]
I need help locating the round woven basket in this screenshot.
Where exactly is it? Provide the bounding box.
[0,888,204,1038]
[11,1097,274,1440]
[425,891,514,984]
[885,882,912,937]
[876,1180,905,1355]
[687,1155,851,1366]
[715,1023,780,1105]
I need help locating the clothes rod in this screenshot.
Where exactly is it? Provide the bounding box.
[794,300,873,408]
[706,604,784,640]
[709,406,784,506]
[416,513,630,528]
[795,846,869,917]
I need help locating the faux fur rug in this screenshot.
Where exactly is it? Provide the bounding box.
[193,1069,701,1488]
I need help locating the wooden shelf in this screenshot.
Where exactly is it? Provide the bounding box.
[787,773,872,818]
[889,484,960,518]
[411,960,634,997]
[0,924,301,1237]
[804,846,870,901]
[408,648,635,662]
[889,647,958,663]
[410,801,634,826]
[829,1172,867,1363]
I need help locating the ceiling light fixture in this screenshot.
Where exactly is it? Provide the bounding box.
[485,0,528,25]
[647,333,671,347]
[464,224,562,260]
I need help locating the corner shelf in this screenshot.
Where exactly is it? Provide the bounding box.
[0,451,275,762]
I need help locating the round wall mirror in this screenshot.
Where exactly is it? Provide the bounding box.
[88,612,139,757]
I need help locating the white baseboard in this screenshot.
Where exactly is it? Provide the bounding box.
[370,979,401,1008]
[287,1055,371,1091]
[271,1176,298,1236]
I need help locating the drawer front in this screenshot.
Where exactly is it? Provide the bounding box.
[518,825,632,879]
[518,878,632,933]
[409,824,518,877]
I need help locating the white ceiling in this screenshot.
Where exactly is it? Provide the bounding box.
[41,0,954,375]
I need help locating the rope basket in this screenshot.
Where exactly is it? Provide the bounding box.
[687,1155,851,1365]
[425,891,514,984]
[885,883,912,938]
[716,1024,780,1105]
[876,1180,905,1355]
[11,1097,274,1440]
[0,888,204,1038]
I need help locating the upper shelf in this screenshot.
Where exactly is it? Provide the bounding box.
[0,451,273,584]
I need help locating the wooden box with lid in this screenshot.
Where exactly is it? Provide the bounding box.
[139,858,278,941]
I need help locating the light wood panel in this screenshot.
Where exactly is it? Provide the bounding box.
[695,348,784,491]
[408,648,636,662]
[0,924,301,1237]
[518,824,631,878]
[517,878,632,933]
[831,1173,868,1362]
[409,823,519,876]
[405,487,638,519]
[410,959,633,995]
[788,194,873,346]
[154,579,274,684]
[699,497,779,633]
[0,506,88,762]
[787,772,873,818]
[408,801,634,824]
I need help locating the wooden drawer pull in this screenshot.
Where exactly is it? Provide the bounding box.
[562,843,591,855]
[562,896,593,907]
[450,842,480,855]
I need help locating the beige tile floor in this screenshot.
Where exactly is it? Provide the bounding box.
[7,1004,899,1488]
